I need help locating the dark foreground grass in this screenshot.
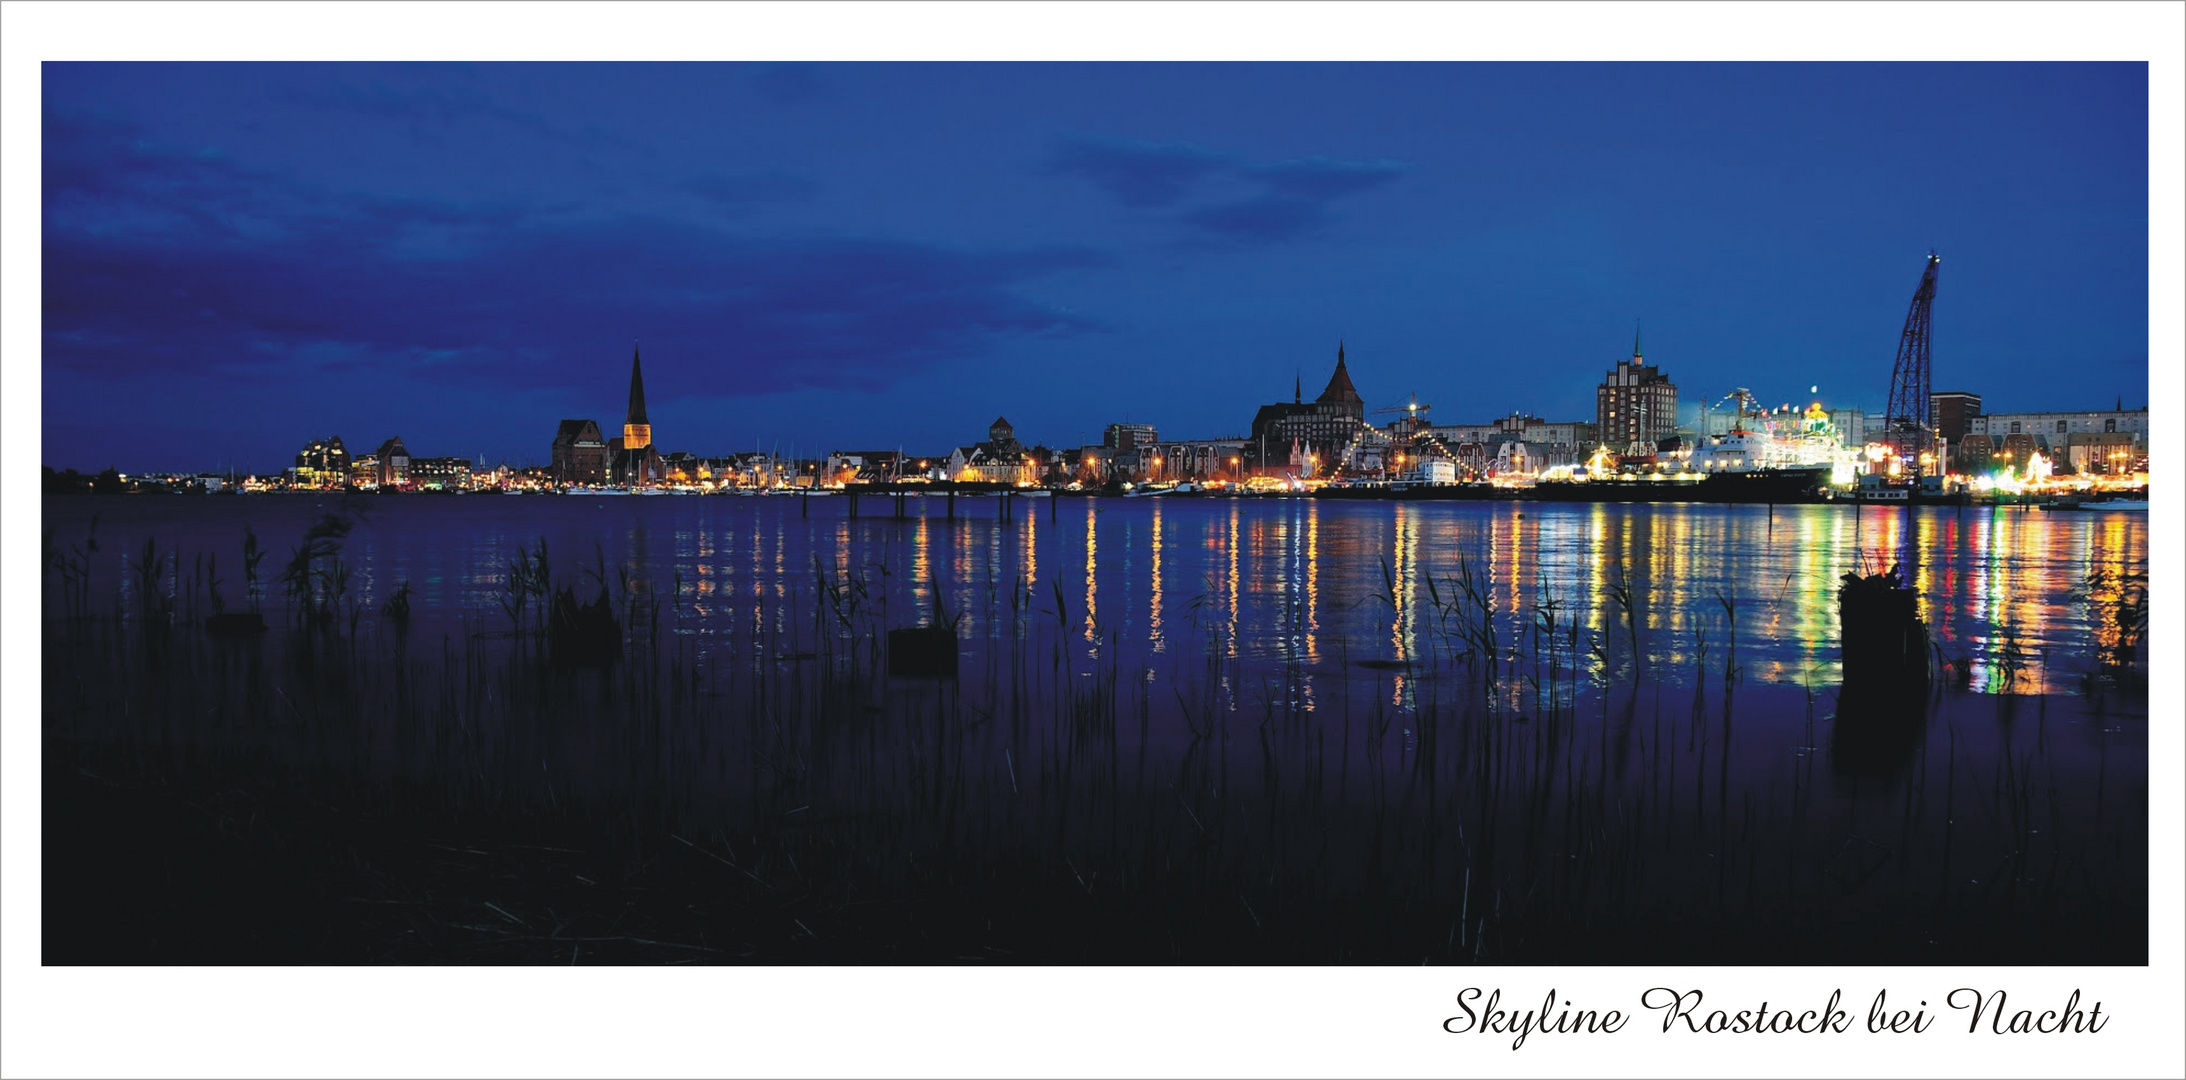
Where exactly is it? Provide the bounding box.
[45,727,2144,967]
[41,516,2150,965]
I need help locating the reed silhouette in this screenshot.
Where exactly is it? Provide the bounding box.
[40,509,2148,965]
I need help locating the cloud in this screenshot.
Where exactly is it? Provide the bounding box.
[1248,155,1408,201]
[747,63,832,106]
[287,77,495,124]
[682,169,819,207]
[1183,197,1326,243]
[42,110,1106,406]
[1049,134,1408,243]
[1047,135,1229,209]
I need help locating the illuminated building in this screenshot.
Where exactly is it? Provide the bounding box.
[373,436,411,488]
[1122,437,1248,482]
[1970,406,2147,452]
[2065,431,2143,476]
[551,419,608,484]
[606,345,664,486]
[290,435,350,488]
[1103,423,1158,451]
[408,456,473,490]
[1595,329,1678,454]
[1930,390,1982,443]
[944,417,1038,484]
[1248,343,1371,476]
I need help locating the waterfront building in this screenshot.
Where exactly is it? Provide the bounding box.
[1247,343,1372,477]
[1103,423,1158,451]
[1826,408,1872,449]
[348,454,379,487]
[1494,440,1584,476]
[551,419,608,484]
[1931,391,1982,444]
[1072,445,1116,484]
[1427,412,1599,449]
[1422,413,1596,477]
[1994,432,2047,474]
[2066,431,2143,476]
[1118,436,1248,482]
[660,451,703,485]
[1970,406,2148,449]
[712,451,789,489]
[1173,437,1249,482]
[373,437,411,488]
[829,450,912,484]
[1954,432,1998,473]
[944,418,1037,484]
[408,456,473,490]
[290,435,350,488]
[1595,331,1678,455]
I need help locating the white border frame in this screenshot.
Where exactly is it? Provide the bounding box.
[4,4,2179,1077]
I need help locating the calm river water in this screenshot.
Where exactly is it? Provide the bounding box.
[41,492,2151,963]
[42,491,2148,694]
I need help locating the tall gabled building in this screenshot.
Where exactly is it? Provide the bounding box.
[1595,328,1678,454]
[373,436,411,488]
[1248,343,1371,476]
[551,419,608,484]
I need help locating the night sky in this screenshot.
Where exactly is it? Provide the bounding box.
[42,62,2149,474]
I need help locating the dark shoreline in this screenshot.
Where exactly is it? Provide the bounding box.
[45,727,2148,967]
[40,494,2151,966]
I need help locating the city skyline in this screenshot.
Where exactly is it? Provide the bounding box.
[42,62,2150,473]
[15,7,2181,1076]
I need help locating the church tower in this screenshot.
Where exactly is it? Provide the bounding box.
[623,345,651,452]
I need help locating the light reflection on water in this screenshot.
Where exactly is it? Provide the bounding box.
[50,494,2144,698]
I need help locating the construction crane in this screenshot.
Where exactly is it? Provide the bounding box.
[1882,252,1941,474]
[1371,392,1434,426]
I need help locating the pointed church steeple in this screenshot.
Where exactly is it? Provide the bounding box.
[1294,371,1302,405]
[1315,340,1362,409]
[1632,321,1643,361]
[624,344,652,451]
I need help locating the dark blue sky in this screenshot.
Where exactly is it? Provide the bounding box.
[42,62,2148,472]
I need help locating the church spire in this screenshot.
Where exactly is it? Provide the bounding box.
[1294,370,1302,404]
[626,344,649,427]
[1632,320,1643,360]
[623,343,652,451]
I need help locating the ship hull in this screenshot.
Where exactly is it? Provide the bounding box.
[1529,467,1832,505]
[1315,468,1832,504]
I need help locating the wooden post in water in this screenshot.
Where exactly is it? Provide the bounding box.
[1839,563,1930,697]
[1902,486,1916,580]
[948,487,956,520]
